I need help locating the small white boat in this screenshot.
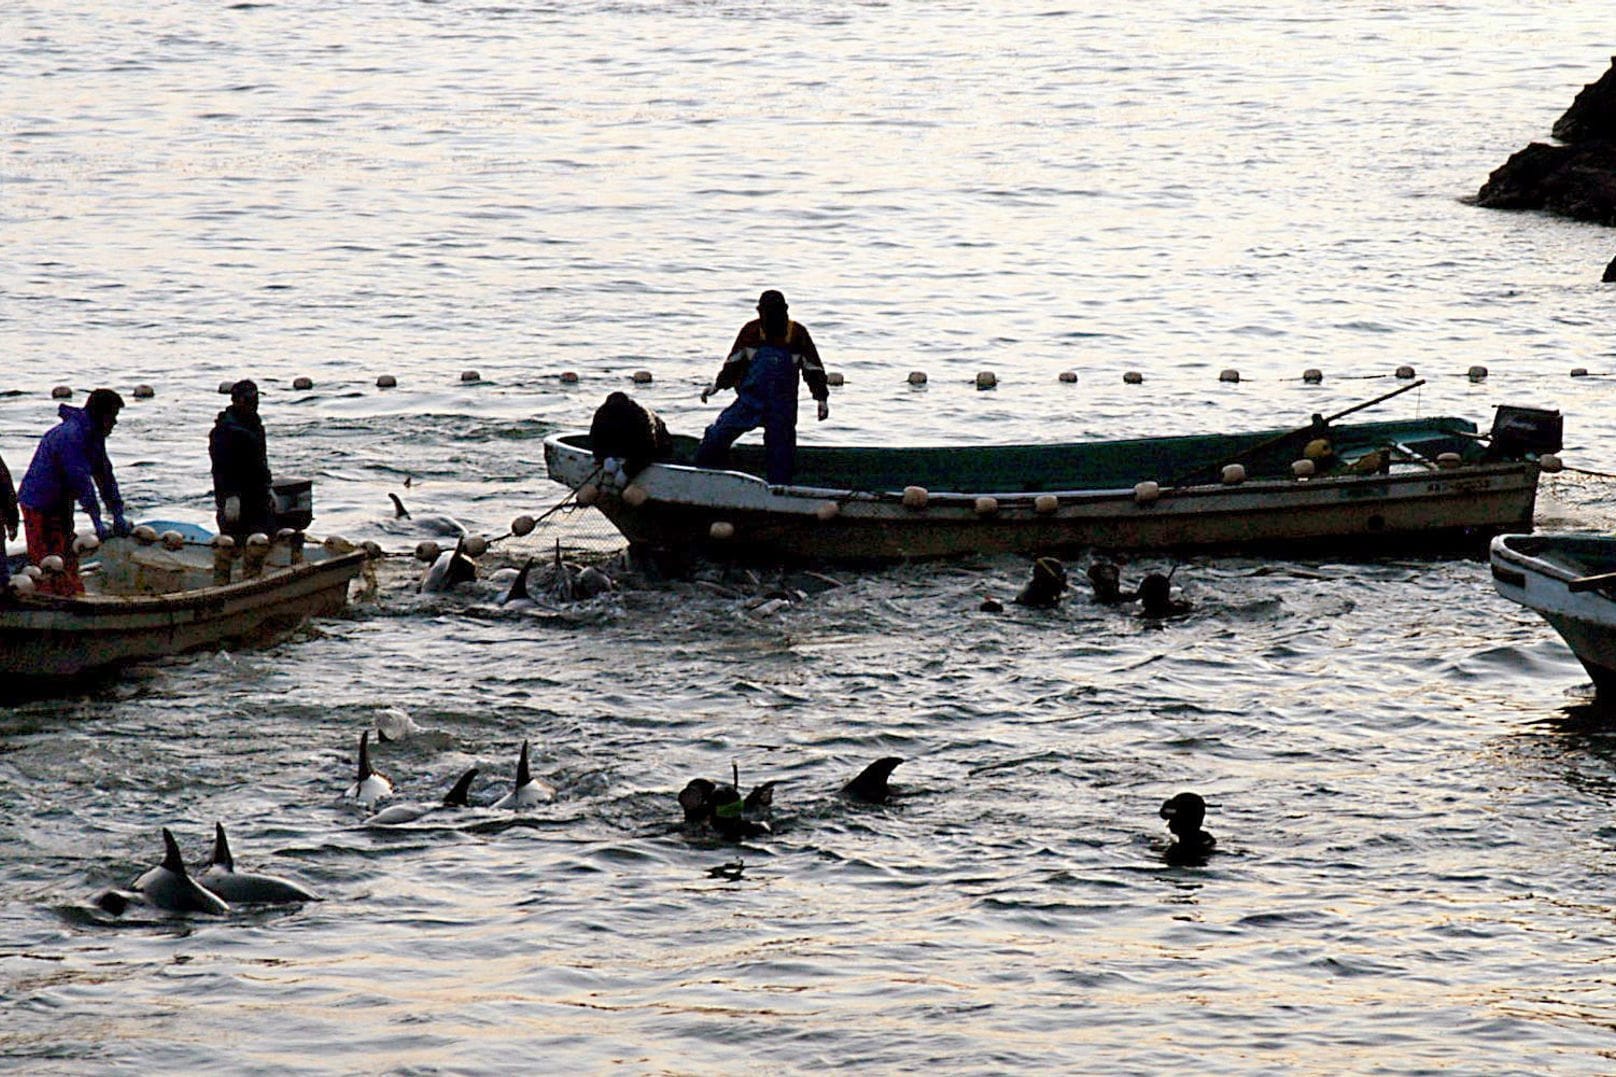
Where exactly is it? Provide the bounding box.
[1,531,367,687]
[1490,532,1616,697]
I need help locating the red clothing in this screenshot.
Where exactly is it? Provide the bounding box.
[23,505,83,596]
[711,319,829,402]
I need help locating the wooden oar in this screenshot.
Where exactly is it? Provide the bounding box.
[1169,378,1427,487]
[1567,570,1616,593]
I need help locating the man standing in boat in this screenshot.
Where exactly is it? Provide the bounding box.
[210,379,276,543]
[18,388,130,596]
[695,289,830,485]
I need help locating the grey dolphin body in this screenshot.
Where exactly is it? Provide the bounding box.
[131,828,231,915]
[198,823,322,904]
[841,757,905,803]
[389,493,467,537]
[499,559,536,607]
[344,730,394,805]
[366,767,480,826]
[492,740,555,809]
[418,538,478,593]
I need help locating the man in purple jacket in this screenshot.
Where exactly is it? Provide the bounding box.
[18,388,130,596]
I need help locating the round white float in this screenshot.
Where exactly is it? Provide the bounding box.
[1134,481,1160,504]
[1034,494,1058,515]
[709,521,735,540]
[511,514,537,537]
[1539,453,1564,473]
[901,486,929,509]
[974,496,998,516]
[1292,458,1315,478]
[1221,464,1246,485]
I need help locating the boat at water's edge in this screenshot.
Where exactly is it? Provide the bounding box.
[1491,532,1616,698]
[0,534,367,687]
[545,407,1558,565]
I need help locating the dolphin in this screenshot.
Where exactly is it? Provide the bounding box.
[499,558,536,608]
[375,706,423,743]
[343,730,394,805]
[198,823,322,904]
[492,740,555,809]
[366,767,480,826]
[131,828,231,915]
[389,493,467,537]
[418,537,478,593]
[841,757,904,804]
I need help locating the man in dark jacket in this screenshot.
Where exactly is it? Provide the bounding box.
[694,290,830,485]
[18,388,130,596]
[210,379,276,542]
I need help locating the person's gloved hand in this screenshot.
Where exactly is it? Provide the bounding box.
[111,512,131,538]
[700,383,719,404]
[93,517,109,541]
[817,399,830,422]
[223,496,241,525]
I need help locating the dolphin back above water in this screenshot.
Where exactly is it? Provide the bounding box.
[129,828,231,915]
[492,739,556,809]
[419,538,479,593]
[198,822,322,904]
[344,730,394,805]
[365,767,481,826]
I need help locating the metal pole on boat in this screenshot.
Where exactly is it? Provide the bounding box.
[1168,378,1427,487]
[1321,378,1426,424]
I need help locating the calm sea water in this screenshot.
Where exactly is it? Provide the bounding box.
[6,1,1616,1071]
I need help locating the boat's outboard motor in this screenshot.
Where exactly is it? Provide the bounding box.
[1485,406,1562,461]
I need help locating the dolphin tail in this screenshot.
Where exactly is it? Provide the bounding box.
[210,822,235,873]
[389,492,411,519]
[444,767,480,807]
[357,729,373,781]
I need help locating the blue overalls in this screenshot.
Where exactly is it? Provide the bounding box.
[695,341,801,484]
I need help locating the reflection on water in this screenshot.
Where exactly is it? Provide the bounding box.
[5,0,1616,1070]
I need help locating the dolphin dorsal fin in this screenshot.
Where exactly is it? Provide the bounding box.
[505,559,534,604]
[389,493,410,519]
[514,740,531,787]
[444,768,479,807]
[357,730,373,781]
[211,822,235,873]
[161,828,188,875]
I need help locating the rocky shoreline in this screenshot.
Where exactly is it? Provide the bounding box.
[1475,57,1616,278]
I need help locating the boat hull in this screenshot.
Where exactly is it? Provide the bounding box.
[546,431,1540,564]
[1490,532,1616,697]
[0,545,366,684]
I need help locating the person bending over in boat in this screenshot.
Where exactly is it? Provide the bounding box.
[694,289,830,485]
[210,379,276,544]
[18,388,130,596]
[0,451,17,593]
